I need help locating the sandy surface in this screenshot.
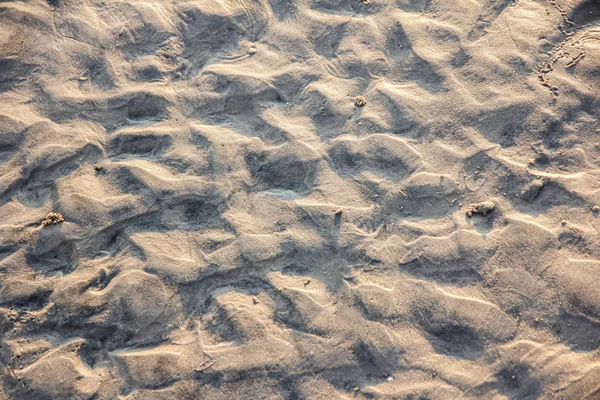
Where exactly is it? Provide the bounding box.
[2,0,600,399]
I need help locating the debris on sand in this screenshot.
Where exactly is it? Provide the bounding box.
[466,201,495,217]
[520,179,546,202]
[354,96,367,107]
[93,164,107,175]
[41,212,64,226]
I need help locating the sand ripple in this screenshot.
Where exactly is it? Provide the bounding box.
[2,0,600,398]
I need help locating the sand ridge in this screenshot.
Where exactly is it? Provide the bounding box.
[2,0,600,398]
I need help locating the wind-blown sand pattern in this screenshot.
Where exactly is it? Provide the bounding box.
[2,0,600,398]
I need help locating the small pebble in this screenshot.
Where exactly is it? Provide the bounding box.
[593,206,600,213]
[354,96,367,107]
[465,201,495,217]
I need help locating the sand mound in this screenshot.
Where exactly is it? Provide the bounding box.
[2,0,600,398]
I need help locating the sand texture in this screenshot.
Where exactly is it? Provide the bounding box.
[2,0,600,399]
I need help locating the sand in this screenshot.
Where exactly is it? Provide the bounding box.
[2,0,600,399]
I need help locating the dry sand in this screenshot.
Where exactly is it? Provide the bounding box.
[2,0,600,399]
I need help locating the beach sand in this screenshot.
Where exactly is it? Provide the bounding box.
[2,0,600,398]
